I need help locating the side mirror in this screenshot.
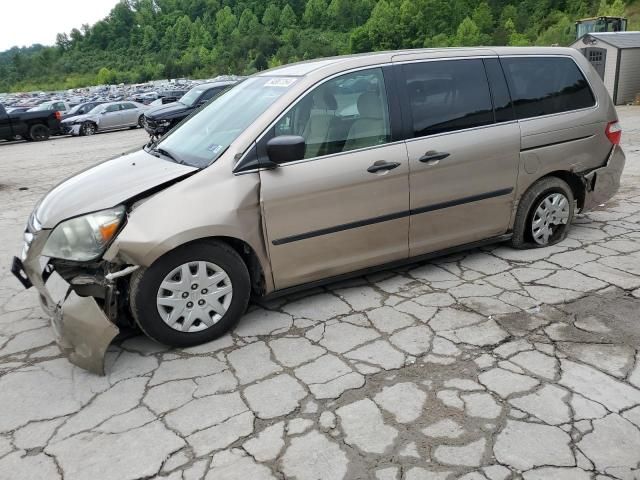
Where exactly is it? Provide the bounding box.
[266,136,306,165]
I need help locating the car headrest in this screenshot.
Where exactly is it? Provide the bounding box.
[357,92,383,119]
[312,89,337,110]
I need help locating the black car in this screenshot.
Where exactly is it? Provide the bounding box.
[143,80,239,138]
[61,101,106,121]
[157,89,188,104]
[0,103,61,141]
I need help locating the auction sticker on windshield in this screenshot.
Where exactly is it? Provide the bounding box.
[265,78,297,88]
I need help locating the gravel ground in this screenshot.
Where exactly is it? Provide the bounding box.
[0,111,639,480]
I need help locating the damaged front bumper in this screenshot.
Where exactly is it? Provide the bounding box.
[581,145,626,211]
[11,227,120,375]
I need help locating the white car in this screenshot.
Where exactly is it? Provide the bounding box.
[28,100,71,115]
[60,101,148,136]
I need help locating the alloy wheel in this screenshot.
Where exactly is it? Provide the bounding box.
[82,123,96,136]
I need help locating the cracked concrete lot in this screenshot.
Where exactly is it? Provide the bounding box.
[1,108,640,480]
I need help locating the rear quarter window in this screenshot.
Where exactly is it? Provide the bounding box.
[501,56,595,120]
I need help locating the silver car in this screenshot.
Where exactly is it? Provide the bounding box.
[60,101,147,136]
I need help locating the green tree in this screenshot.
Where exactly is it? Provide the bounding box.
[303,0,328,28]
[215,6,237,44]
[279,4,298,31]
[454,17,481,46]
[262,4,280,31]
[472,2,493,34]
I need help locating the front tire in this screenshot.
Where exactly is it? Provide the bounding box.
[80,122,96,136]
[130,241,250,347]
[511,177,574,249]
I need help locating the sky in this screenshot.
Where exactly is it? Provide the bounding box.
[0,0,120,51]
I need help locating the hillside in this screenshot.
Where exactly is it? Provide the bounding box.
[0,0,637,92]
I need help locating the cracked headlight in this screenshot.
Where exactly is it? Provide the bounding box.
[42,206,126,261]
[157,119,171,127]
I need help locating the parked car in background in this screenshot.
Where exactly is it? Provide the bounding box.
[140,92,159,104]
[28,100,71,115]
[158,89,188,104]
[60,101,147,136]
[143,80,239,138]
[0,103,61,141]
[61,101,106,121]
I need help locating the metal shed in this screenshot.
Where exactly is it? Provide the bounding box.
[570,31,640,105]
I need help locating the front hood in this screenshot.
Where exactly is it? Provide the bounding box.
[35,149,197,228]
[61,113,94,124]
[145,102,191,120]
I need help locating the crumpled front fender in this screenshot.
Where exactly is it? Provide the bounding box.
[51,292,119,375]
[18,227,121,375]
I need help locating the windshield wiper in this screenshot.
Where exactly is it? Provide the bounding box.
[148,145,185,165]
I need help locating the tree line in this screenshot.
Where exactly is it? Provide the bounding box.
[0,0,632,92]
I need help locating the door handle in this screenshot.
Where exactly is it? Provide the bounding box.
[419,151,450,163]
[367,161,401,173]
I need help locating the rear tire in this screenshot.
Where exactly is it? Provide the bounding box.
[137,115,144,128]
[130,241,250,347]
[28,124,50,142]
[511,177,574,249]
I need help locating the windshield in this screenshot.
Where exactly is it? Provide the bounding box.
[66,104,82,115]
[179,87,205,107]
[158,76,297,168]
[88,104,105,114]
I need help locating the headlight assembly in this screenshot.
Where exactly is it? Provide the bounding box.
[42,206,126,261]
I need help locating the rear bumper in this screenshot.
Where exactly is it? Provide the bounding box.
[581,145,626,211]
[11,229,119,375]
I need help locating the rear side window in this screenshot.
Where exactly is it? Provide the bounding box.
[501,57,595,120]
[402,59,494,138]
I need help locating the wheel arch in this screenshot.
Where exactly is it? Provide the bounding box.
[115,235,270,297]
[539,170,586,210]
[208,236,267,297]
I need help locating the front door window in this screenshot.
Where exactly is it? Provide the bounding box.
[274,68,391,160]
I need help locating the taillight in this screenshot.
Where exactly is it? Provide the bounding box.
[606,121,622,145]
[54,111,61,121]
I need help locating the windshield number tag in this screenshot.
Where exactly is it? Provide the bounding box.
[265,78,297,88]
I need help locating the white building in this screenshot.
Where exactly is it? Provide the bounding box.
[570,32,640,105]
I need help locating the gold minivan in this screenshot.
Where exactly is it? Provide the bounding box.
[12,47,625,373]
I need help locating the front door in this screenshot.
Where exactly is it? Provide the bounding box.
[397,58,521,256]
[100,104,123,129]
[120,103,139,125]
[259,68,410,290]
